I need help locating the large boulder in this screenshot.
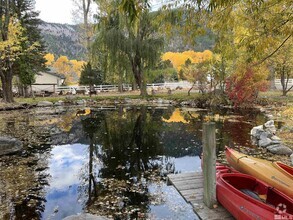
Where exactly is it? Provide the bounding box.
[266,144,293,155]
[258,138,273,148]
[263,120,276,135]
[250,125,264,139]
[0,137,23,156]
[63,214,109,220]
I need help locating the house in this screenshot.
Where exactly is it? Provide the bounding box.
[31,71,65,93]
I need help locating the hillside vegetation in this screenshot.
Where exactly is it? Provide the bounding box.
[39,22,87,60]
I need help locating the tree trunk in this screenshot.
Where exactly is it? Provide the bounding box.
[139,72,147,97]
[1,71,14,103]
[24,86,29,98]
[188,82,196,96]
[132,64,147,97]
[132,81,138,90]
[118,74,123,92]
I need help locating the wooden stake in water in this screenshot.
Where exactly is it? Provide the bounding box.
[202,122,217,208]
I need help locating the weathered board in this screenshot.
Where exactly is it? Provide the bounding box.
[167,172,234,220]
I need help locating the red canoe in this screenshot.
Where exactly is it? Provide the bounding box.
[216,167,293,220]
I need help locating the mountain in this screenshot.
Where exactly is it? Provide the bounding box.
[39,21,214,60]
[39,21,87,60]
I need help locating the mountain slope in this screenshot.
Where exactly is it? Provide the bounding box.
[39,21,214,60]
[39,22,87,60]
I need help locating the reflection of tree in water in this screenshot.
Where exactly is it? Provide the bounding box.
[80,107,166,219]
[0,111,51,220]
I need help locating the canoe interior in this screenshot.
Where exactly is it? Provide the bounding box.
[276,162,293,175]
[222,174,293,215]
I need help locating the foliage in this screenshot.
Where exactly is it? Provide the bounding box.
[48,54,85,85]
[7,0,47,98]
[162,50,213,71]
[0,15,27,102]
[0,17,25,69]
[226,65,269,107]
[182,59,212,94]
[147,60,177,83]
[79,62,102,86]
[94,2,164,96]
[44,53,55,66]
[269,39,293,96]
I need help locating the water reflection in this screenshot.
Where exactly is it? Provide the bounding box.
[42,144,89,220]
[0,106,266,220]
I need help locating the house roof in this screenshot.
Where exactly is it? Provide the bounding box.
[39,70,66,79]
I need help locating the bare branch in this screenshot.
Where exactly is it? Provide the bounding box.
[254,34,292,66]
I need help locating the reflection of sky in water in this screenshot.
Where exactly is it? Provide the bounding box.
[148,183,199,220]
[174,156,201,173]
[41,144,201,219]
[42,144,89,220]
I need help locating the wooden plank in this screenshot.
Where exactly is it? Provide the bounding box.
[167,172,234,220]
[202,122,217,208]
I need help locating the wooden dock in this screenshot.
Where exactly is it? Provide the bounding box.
[167,172,234,220]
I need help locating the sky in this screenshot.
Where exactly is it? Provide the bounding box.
[35,0,75,24]
[35,0,165,25]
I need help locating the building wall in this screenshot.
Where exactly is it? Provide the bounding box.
[35,72,62,85]
[32,72,63,92]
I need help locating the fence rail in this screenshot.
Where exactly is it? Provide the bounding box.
[52,79,293,94]
[55,82,195,94]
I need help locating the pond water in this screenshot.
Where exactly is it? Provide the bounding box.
[0,105,265,220]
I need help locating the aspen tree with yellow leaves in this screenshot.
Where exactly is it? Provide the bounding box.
[0,16,26,102]
[44,53,55,66]
[44,54,86,85]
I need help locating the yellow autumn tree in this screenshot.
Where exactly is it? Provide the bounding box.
[70,60,86,77]
[44,53,55,66]
[53,56,71,74]
[162,50,213,71]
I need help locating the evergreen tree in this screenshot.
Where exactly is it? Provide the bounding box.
[0,0,46,101]
[79,62,103,96]
[12,0,47,97]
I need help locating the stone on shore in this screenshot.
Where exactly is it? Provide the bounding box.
[251,120,292,155]
[250,125,264,139]
[0,136,23,156]
[37,101,54,107]
[266,144,293,155]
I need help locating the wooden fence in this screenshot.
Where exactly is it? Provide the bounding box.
[52,79,293,95]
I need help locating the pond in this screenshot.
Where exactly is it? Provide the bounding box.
[0,105,265,220]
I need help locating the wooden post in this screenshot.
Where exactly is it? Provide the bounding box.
[202,122,217,208]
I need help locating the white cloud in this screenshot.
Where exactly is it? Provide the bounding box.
[35,0,75,24]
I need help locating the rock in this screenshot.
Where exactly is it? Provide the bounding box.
[156,98,163,104]
[291,154,293,166]
[271,135,281,141]
[76,99,86,105]
[264,120,274,127]
[0,136,23,156]
[263,120,276,135]
[259,132,271,140]
[163,99,172,104]
[250,125,264,139]
[65,95,75,101]
[265,114,274,120]
[258,138,273,148]
[266,144,293,155]
[54,100,64,106]
[180,101,190,106]
[124,98,132,103]
[63,214,109,220]
[37,101,54,107]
